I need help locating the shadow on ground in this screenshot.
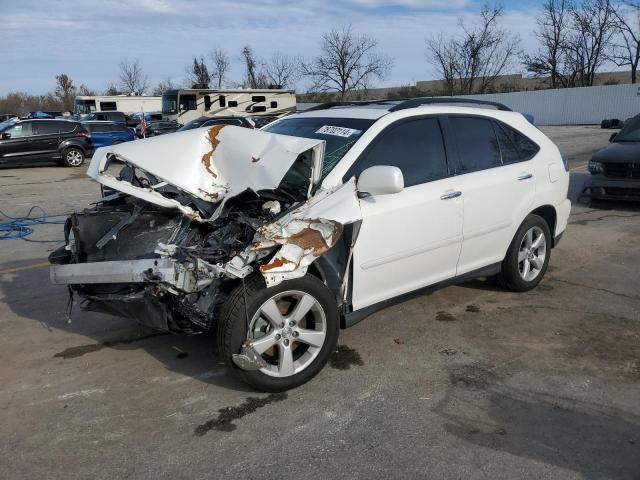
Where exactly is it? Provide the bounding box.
[0,259,254,392]
[434,363,640,480]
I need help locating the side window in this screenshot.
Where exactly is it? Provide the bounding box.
[91,123,111,133]
[494,122,540,163]
[350,117,448,187]
[7,122,33,138]
[179,95,197,111]
[35,122,62,135]
[450,117,501,172]
[100,101,117,111]
[59,122,77,134]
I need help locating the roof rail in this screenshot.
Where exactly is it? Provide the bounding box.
[388,97,512,112]
[303,99,402,112]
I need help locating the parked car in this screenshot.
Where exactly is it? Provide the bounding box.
[250,115,279,128]
[81,111,128,126]
[0,114,17,123]
[82,121,135,148]
[178,116,256,131]
[49,98,570,391]
[128,112,163,126]
[135,120,181,138]
[28,111,65,119]
[0,119,92,167]
[583,113,640,201]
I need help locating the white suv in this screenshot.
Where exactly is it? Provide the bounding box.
[50,98,571,391]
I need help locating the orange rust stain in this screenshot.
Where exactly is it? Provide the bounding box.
[286,222,343,253]
[201,124,227,178]
[259,257,295,273]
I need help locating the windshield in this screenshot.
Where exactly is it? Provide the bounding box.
[263,116,374,178]
[162,94,177,114]
[613,115,640,142]
[178,118,207,131]
[75,99,96,115]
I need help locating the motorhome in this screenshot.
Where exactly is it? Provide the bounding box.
[74,96,162,115]
[161,89,296,124]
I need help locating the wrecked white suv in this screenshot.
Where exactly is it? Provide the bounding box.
[50,98,571,391]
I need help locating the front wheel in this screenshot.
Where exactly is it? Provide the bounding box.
[218,274,339,392]
[62,147,85,167]
[498,214,551,292]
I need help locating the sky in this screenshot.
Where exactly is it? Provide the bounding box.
[0,0,544,96]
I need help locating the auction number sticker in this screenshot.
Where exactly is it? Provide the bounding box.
[316,125,361,137]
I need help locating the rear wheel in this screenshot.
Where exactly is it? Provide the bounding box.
[62,147,84,167]
[498,214,551,292]
[218,274,339,392]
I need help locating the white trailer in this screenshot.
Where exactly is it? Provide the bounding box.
[74,96,162,115]
[161,89,296,124]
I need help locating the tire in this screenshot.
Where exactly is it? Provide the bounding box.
[498,214,552,292]
[218,274,339,392]
[62,147,85,167]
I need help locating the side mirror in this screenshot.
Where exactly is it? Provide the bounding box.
[357,165,404,197]
[609,132,617,142]
[1,132,11,140]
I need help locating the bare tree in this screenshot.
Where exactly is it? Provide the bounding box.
[302,25,392,100]
[241,45,268,88]
[568,0,617,86]
[523,0,574,88]
[210,48,230,88]
[426,5,520,95]
[264,52,300,88]
[54,74,76,111]
[119,59,149,95]
[104,83,121,95]
[153,77,175,96]
[188,57,210,89]
[77,84,94,96]
[610,0,640,83]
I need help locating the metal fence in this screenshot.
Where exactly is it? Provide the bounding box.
[461,83,640,125]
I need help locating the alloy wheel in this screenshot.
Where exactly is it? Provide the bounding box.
[518,226,547,282]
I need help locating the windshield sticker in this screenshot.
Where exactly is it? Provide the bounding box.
[315,125,361,138]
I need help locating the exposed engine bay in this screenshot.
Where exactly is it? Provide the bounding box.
[49,125,361,334]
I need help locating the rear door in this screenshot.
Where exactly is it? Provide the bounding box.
[350,116,464,309]
[32,121,62,160]
[87,123,113,147]
[447,116,537,275]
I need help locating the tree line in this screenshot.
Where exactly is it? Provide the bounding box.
[3,1,640,115]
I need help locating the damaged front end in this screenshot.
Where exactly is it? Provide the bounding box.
[50,125,361,334]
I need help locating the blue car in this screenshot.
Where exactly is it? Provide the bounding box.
[82,121,135,148]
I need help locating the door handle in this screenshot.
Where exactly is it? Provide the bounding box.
[518,173,533,181]
[440,190,462,200]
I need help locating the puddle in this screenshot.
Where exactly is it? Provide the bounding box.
[329,345,363,370]
[194,393,287,435]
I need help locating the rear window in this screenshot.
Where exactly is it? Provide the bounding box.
[450,117,502,172]
[263,117,375,179]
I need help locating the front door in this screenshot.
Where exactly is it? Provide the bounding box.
[349,117,464,310]
[0,121,35,163]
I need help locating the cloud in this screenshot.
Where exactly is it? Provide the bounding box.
[0,0,538,95]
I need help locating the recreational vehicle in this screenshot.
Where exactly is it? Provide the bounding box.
[74,96,162,115]
[161,89,296,124]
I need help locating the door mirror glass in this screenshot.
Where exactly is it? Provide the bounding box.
[357,165,404,197]
[2,132,11,139]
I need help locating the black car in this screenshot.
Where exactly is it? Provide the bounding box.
[178,116,256,132]
[81,111,129,126]
[583,114,640,201]
[0,119,93,167]
[136,120,182,138]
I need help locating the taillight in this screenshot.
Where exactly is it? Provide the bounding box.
[77,130,91,138]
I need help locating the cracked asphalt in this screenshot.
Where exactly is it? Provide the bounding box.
[1,126,639,479]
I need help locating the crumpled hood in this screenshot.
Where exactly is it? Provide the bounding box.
[87,125,325,216]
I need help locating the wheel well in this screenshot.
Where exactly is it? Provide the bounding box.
[530,205,557,243]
